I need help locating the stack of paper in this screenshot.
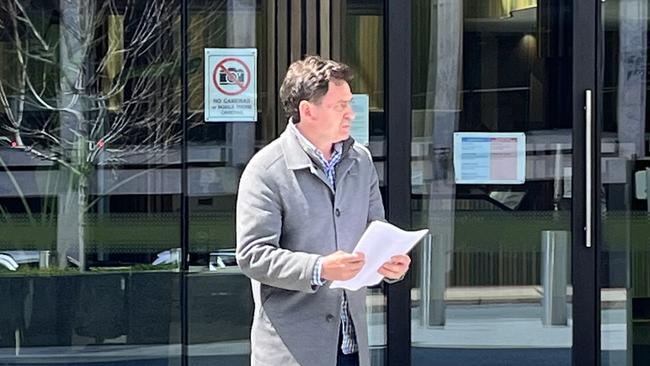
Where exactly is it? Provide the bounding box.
[330,221,429,291]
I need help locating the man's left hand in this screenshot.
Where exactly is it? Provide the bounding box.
[378,255,411,280]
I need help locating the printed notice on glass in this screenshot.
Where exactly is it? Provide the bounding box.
[350,94,369,145]
[204,48,257,122]
[453,132,526,184]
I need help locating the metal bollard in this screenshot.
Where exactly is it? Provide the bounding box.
[646,167,650,211]
[419,233,447,327]
[541,230,569,326]
[39,250,51,269]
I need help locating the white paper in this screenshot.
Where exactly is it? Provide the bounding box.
[330,221,429,291]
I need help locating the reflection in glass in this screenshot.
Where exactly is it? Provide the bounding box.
[0,0,182,363]
[601,1,650,365]
[411,1,572,364]
[343,1,387,364]
[345,0,386,167]
[186,1,261,364]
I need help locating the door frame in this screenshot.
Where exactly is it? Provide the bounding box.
[572,0,601,365]
[384,0,413,365]
[382,1,604,365]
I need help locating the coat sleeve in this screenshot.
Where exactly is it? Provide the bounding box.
[236,163,320,293]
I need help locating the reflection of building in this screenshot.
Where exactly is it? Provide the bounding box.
[0,1,649,365]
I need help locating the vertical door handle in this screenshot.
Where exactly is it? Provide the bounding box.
[585,89,593,248]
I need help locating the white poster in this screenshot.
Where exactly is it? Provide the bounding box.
[350,94,369,145]
[204,48,257,122]
[453,132,526,184]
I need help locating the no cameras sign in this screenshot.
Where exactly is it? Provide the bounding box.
[204,48,257,122]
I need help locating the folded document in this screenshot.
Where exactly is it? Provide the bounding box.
[330,221,429,291]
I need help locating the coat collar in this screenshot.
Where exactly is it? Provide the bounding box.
[280,121,355,171]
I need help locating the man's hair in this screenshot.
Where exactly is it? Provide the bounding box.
[279,55,353,123]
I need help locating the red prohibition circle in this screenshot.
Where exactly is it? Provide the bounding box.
[212,57,252,96]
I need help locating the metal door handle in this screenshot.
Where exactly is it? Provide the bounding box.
[585,89,593,248]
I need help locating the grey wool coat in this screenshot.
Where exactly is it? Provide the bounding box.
[236,123,385,366]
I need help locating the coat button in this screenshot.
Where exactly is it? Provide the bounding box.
[326,314,335,322]
[335,208,341,217]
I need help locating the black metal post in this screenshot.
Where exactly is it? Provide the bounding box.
[572,0,601,365]
[180,0,190,365]
[385,0,412,365]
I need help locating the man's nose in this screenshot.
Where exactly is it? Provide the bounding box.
[344,105,355,120]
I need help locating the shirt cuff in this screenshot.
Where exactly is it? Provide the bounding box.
[311,257,326,287]
[383,274,405,284]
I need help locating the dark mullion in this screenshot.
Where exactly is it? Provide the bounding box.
[180,0,190,365]
[385,0,412,365]
[571,0,600,365]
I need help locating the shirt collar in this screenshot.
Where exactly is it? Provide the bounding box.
[287,118,342,162]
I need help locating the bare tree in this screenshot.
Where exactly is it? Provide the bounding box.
[0,0,183,269]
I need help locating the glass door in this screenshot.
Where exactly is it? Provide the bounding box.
[184,0,389,364]
[600,1,650,365]
[410,1,576,365]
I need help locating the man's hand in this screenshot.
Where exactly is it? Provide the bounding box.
[321,251,365,281]
[378,255,411,280]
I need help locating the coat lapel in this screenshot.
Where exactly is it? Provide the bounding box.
[280,127,334,192]
[279,122,358,194]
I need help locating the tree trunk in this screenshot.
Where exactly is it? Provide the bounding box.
[77,174,87,271]
[422,0,463,326]
[56,0,93,269]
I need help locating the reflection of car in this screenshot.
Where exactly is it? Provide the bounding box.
[0,251,39,271]
[0,251,74,271]
[152,248,182,266]
[209,249,237,270]
[151,248,238,271]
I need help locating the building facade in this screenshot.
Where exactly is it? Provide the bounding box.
[0,0,647,365]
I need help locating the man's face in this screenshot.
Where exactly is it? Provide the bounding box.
[303,80,355,144]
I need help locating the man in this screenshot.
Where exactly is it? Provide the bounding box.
[236,55,410,366]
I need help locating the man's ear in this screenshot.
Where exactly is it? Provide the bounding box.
[298,100,313,120]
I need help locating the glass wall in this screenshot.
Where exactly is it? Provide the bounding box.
[0,0,392,364]
[0,0,182,364]
[4,1,611,365]
[600,1,650,365]
[185,0,265,364]
[411,1,574,365]
[181,0,389,364]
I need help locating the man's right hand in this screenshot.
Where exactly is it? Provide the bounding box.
[320,251,365,281]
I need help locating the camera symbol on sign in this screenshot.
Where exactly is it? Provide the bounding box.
[219,67,245,85]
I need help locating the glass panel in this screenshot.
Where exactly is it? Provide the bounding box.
[186,0,265,364]
[0,0,182,364]
[343,1,386,364]
[600,1,650,365]
[183,1,388,364]
[411,1,573,365]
